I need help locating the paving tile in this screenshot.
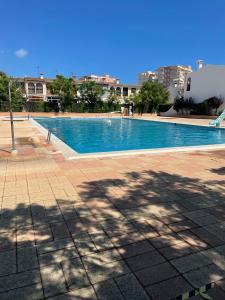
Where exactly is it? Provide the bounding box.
[118,240,154,258]
[146,219,172,235]
[204,224,225,242]
[18,246,39,271]
[39,246,79,266]
[183,264,225,288]
[101,219,136,238]
[170,252,212,273]
[37,237,75,255]
[74,241,97,256]
[40,264,67,298]
[115,273,150,300]
[51,222,70,240]
[87,260,130,284]
[82,249,122,270]
[149,232,184,249]
[34,224,53,244]
[209,244,225,257]
[0,269,41,293]
[126,250,165,271]
[191,227,224,247]
[178,230,209,249]
[0,230,16,252]
[146,275,192,300]
[159,241,198,260]
[200,247,225,271]
[216,278,225,292]
[184,210,213,220]
[0,249,16,276]
[50,286,97,299]
[206,285,225,300]
[73,233,97,255]
[66,219,88,235]
[90,231,114,250]
[94,279,124,300]
[168,219,198,232]
[190,215,219,227]
[0,283,43,300]
[110,231,146,247]
[135,262,178,286]
[161,213,188,225]
[61,257,90,290]
[17,226,35,246]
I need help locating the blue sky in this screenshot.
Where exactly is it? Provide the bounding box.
[1,0,225,83]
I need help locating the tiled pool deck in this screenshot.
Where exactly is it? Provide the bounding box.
[1,115,225,299]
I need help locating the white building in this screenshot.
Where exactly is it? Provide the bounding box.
[184,63,225,104]
[79,74,120,84]
[163,61,225,116]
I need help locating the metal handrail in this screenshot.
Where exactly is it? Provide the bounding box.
[47,130,51,143]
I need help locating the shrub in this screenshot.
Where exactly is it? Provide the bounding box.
[190,97,223,115]
[173,97,185,114]
[191,102,208,115]
[207,97,223,114]
[158,103,173,113]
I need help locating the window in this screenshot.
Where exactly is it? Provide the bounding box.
[131,88,136,94]
[110,87,115,94]
[186,77,191,91]
[36,83,43,94]
[28,82,35,94]
[116,87,121,95]
[123,87,128,97]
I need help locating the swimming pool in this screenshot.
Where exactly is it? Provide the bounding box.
[35,117,225,154]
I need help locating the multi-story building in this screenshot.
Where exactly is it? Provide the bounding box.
[156,65,192,88]
[14,74,62,103]
[14,74,139,109]
[138,71,156,85]
[79,74,120,84]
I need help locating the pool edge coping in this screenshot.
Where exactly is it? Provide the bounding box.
[30,118,78,159]
[31,117,225,160]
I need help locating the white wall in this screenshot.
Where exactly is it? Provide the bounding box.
[184,65,225,104]
[168,85,182,103]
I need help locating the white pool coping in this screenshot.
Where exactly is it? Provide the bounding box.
[30,118,78,159]
[31,117,225,160]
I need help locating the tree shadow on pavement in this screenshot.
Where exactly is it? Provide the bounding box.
[1,169,225,299]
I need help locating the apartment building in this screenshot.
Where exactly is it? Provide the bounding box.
[138,71,156,85]
[14,74,139,106]
[156,65,192,88]
[79,74,120,84]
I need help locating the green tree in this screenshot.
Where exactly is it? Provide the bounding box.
[107,88,120,111]
[139,80,169,112]
[78,81,104,111]
[0,71,24,112]
[49,75,77,112]
[127,92,142,114]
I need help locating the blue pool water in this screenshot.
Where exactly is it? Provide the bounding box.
[35,117,225,153]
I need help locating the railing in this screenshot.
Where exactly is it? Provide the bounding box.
[47,130,52,143]
[46,128,66,143]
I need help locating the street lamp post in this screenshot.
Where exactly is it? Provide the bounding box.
[8,80,17,154]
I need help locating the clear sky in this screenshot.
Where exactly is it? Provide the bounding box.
[1,0,225,83]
